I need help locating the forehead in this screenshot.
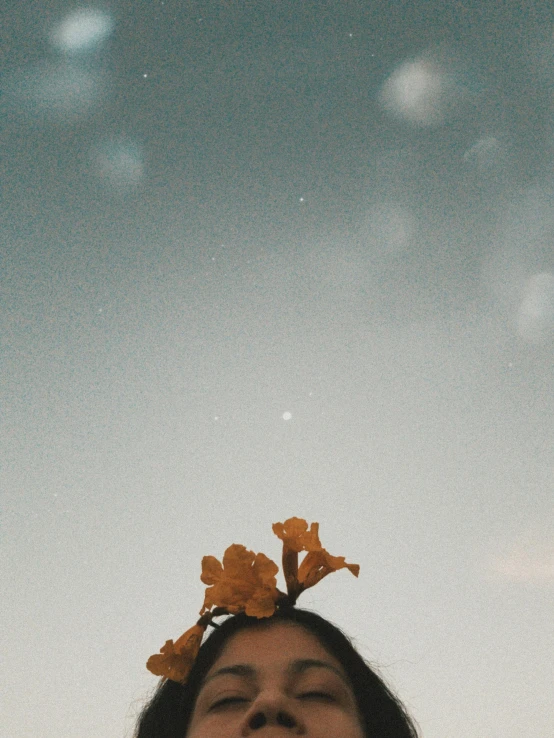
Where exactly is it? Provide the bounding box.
[207,621,343,674]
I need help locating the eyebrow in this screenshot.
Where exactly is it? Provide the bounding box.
[202,658,349,688]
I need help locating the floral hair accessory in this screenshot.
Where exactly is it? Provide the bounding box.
[146,516,360,683]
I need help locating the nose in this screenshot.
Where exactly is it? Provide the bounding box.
[240,694,305,735]
[249,710,296,730]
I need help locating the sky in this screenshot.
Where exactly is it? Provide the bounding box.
[1,2,554,737]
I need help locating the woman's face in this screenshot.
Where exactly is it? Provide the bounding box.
[186,621,365,737]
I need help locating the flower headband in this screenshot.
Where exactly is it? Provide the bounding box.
[146,516,360,683]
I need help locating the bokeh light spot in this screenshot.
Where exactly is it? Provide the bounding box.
[2,62,102,119]
[50,8,114,54]
[463,136,505,172]
[516,272,554,343]
[378,49,473,126]
[359,202,416,256]
[91,137,145,189]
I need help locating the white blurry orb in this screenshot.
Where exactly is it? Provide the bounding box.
[463,136,505,172]
[379,55,461,126]
[282,412,292,420]
[50,8,114,54]
[360,202,415,256]
[1,62,102,118]
[92,137,144,189]
[516,272,554,344]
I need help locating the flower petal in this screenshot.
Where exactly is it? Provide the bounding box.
[298,548,360,589]
[273,517,322,553]
[244,590,279,618]
[200,544,279,617]
[200,555,223,585]
[252,552,279,585]
[146,623,205,683]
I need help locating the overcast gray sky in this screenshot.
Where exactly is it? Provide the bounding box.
[2,2,554,737]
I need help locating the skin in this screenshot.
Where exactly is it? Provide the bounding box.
[186,621,365,737]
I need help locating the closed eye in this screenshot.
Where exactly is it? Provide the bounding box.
[210,696,249,710]
[299,691,336,702]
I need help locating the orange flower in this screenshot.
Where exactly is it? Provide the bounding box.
[146,623,206,683]
[298,549,360,589]
[146,517,360,685]
[273,517,359,599]
[272,517,322,552]
[272,517,322,598]
[200,543,280,618]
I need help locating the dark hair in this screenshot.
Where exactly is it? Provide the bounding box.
[135,607,419,738]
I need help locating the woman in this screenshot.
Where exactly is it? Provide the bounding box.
[135,606,419,737]
[135,517,419,737]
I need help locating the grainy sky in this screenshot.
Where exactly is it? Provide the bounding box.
[2,2,554,737]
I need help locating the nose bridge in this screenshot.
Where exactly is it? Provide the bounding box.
[241,683,304,734]
[253,682,290,716]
